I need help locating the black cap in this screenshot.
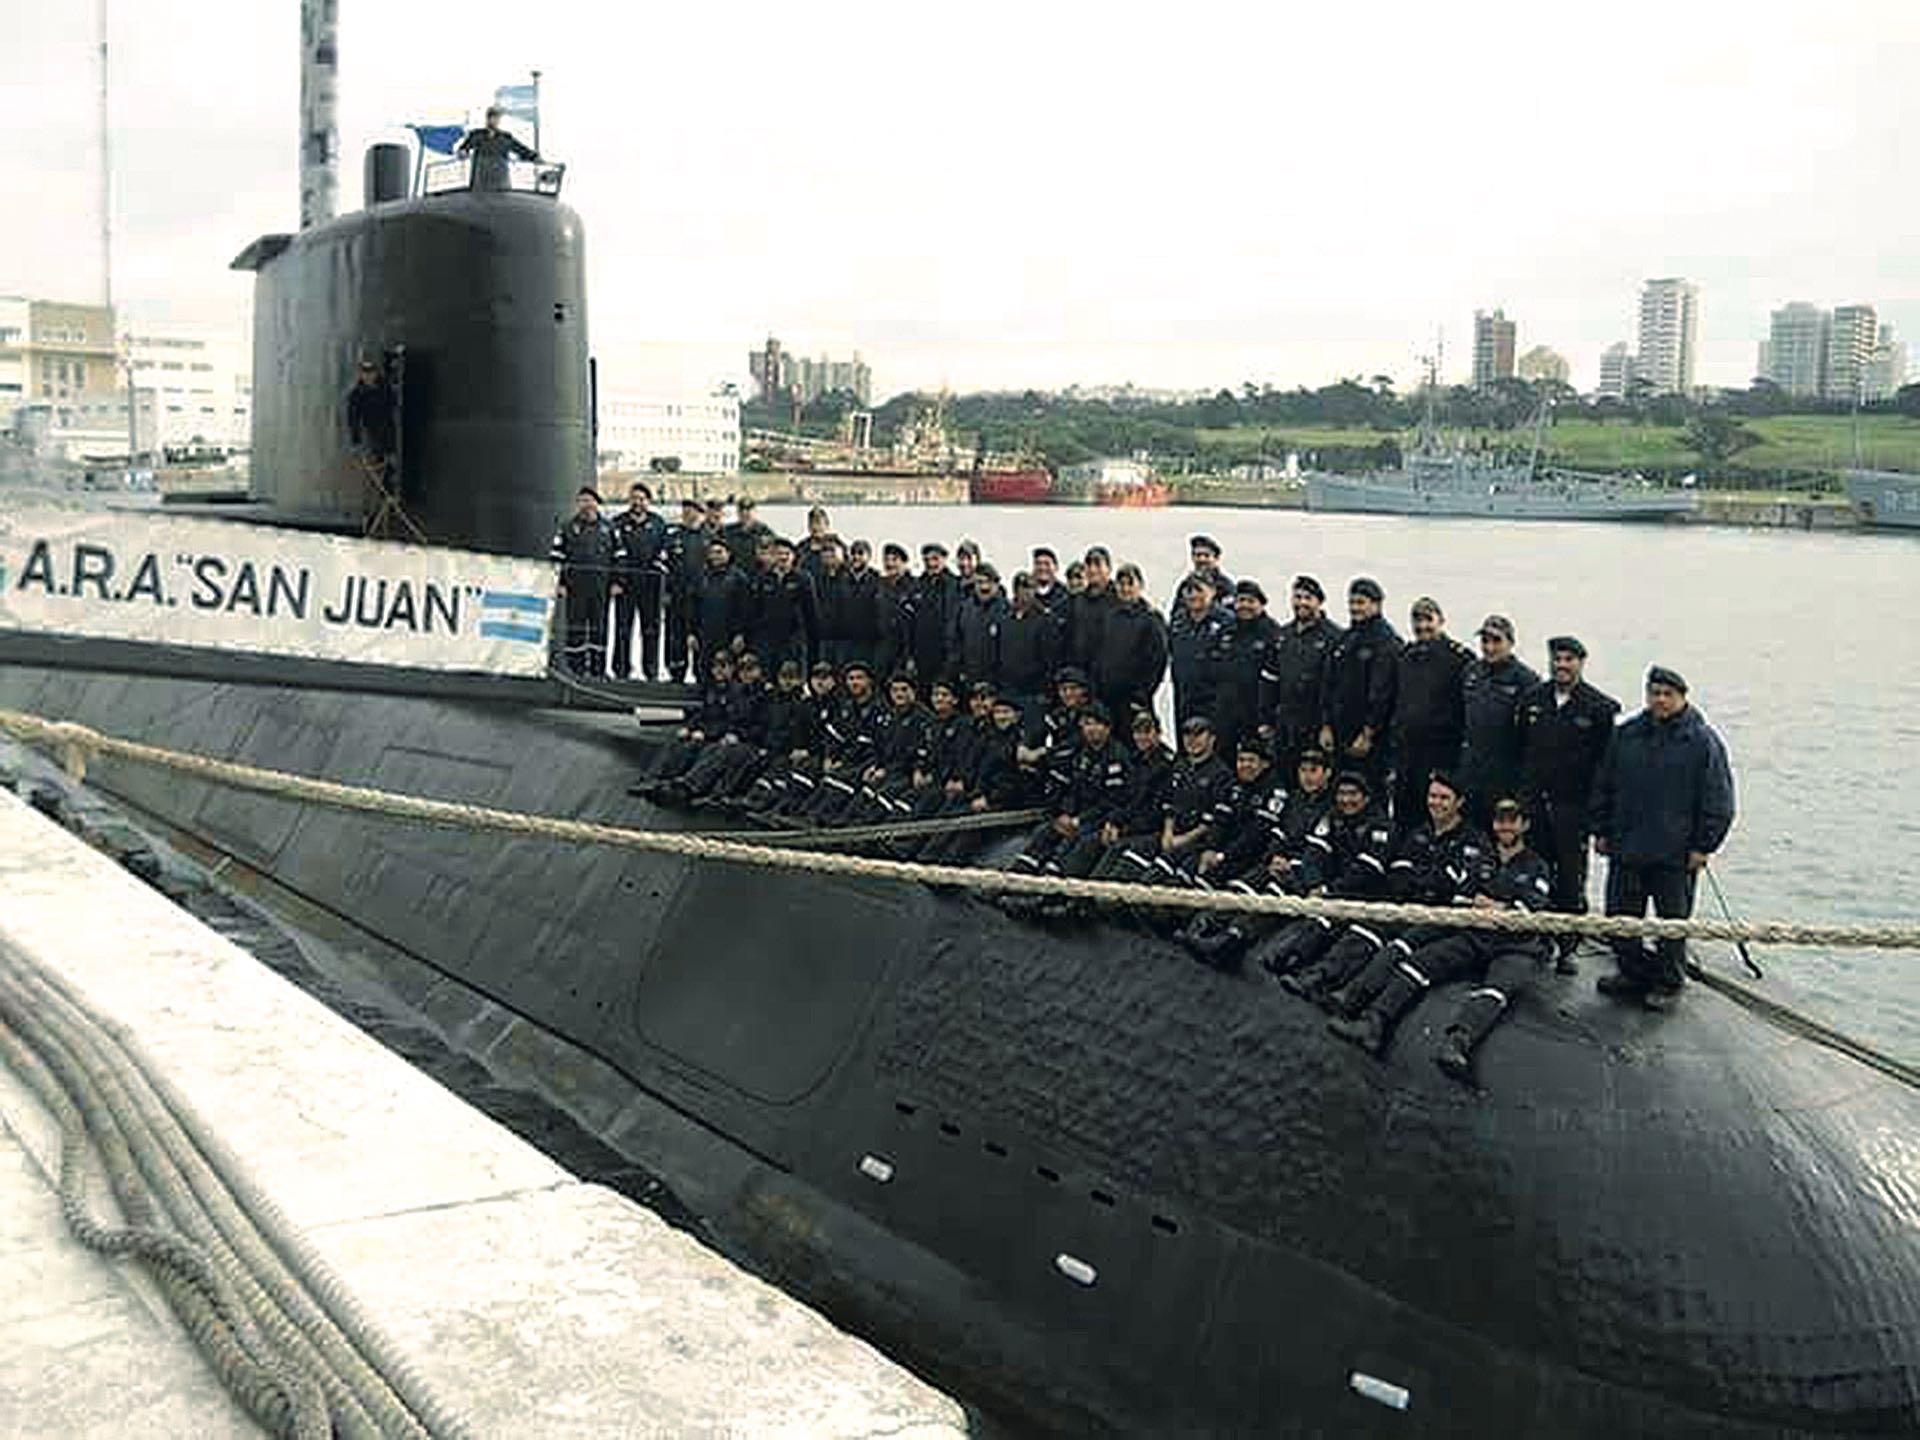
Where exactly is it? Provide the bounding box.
[1333,770,1371,793]
[1292,574,1325,601]
[1647,664,1688,693]
[1181,715,1214,734]
[1032,545,1057,562]
[1131,710,1162,731]
[1491,795,1527,818]
[1234,579,1268,604]
[737,651,764,669]
[810,660,837,677]
[1056,666,1090,687]
[882,542,908,561]
[1548,634,1587,658]
[843,660,873,677]
[629,481,654,501]
[1410,595,1443,620]
[1296,747,1330,768]
[1012,570,1035,591]
[1349,576,1384,602]
[680,497,702,512]
[737,496,756,510]
[921,541,948,557]
[1081,701,1114,725]
[577,485,602,501]
[1478,614,1515,641]
[969,680,998,698]
[1235,735,1270,758]
[1189,534,1220,555]
[975,562,1000,583]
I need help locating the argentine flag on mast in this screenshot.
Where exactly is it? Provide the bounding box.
[493,81,539,124]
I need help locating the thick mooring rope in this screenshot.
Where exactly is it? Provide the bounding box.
[5,707,1919,950]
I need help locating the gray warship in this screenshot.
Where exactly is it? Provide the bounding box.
[1842,468,1920,529]
[0,21,1916,1435]
[1308,383,1697,522]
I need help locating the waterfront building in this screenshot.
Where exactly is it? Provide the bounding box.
[597,388,741,477]
[126,329,251,452]
[1596,342,1637,400]
[1764,302,1830,398]
[1636,278,1699,395]
[1471,309,1517,389]
[1827,305,1878,405]
[1866,326,1908,402]
[1516,345,1569,384]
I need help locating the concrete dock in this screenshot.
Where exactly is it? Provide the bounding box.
[0,788,967,1438]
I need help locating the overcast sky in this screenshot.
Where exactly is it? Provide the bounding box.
[6,0,1917,397]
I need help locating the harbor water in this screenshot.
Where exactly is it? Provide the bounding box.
[756,503,1920,1064]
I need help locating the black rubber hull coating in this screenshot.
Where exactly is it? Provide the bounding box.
[4,663,1916,1438]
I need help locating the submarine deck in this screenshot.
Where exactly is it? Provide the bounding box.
[0,787,967,1438]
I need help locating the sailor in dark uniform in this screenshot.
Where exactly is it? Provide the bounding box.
[1327,796,1555,1066]
[1212,580,1282,755]
[550,486,622,676]
[1095,564,1169,725]
[1005,703,1131,895]
[456,105,539,190]
[1589,666,1736,1011]
[345,357,396,480]
[909,543,961,682]
[1320,576,1401,790]
[1167,534,1233,620]
[1168,574,1230,729]
[1391,596,1470,824]
[1269,575,1341,778]
[609,481,668,680]
[874,543,914,680]
[1458,614,1540,827]
[1516,635,1619,970]
[661,497,705,683]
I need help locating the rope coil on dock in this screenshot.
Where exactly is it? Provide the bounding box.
[5,707,1919,951]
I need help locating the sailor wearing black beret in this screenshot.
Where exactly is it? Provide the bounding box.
[1591,659,1735,1013]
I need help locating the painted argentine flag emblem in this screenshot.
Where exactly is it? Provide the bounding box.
[479,590,548,644]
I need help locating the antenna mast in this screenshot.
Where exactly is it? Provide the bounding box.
[97,0,112,309]
[299,0,340,228]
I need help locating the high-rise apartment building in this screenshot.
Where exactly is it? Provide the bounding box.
[1471,309,1516,389]
[1828,305,1878,404]
[1867,326,1909,402]
[1636,278,1699,395]
[1596,342,1636,400]
[1764,302,1830,398]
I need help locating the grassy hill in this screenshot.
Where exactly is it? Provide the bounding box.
[1190,414,1920,486]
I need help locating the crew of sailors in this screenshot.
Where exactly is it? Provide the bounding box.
[601,493,1736,1086]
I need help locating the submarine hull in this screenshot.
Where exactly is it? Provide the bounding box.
[2,662,1915,1436]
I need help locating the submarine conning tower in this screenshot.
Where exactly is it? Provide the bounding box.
[231,136,592,559]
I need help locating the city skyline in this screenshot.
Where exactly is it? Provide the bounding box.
[6,2,1917,399]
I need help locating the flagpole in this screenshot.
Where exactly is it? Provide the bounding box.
[531,70,541,155]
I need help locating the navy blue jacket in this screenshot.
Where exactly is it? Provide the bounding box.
[1590,704,1735,865]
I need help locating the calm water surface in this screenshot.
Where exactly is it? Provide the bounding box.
[758,503,1920,1062]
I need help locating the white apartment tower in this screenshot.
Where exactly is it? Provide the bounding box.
[1765,302,1830,398]
[1827,305,1878,404]
[1596,342,1636,400]
[1636,278,1699,395]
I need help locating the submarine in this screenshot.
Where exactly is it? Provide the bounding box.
[3,25,1918,1436]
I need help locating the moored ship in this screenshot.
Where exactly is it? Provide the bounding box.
[1842,468,1920,529]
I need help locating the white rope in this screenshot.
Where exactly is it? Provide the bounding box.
[5,708,1918,951]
